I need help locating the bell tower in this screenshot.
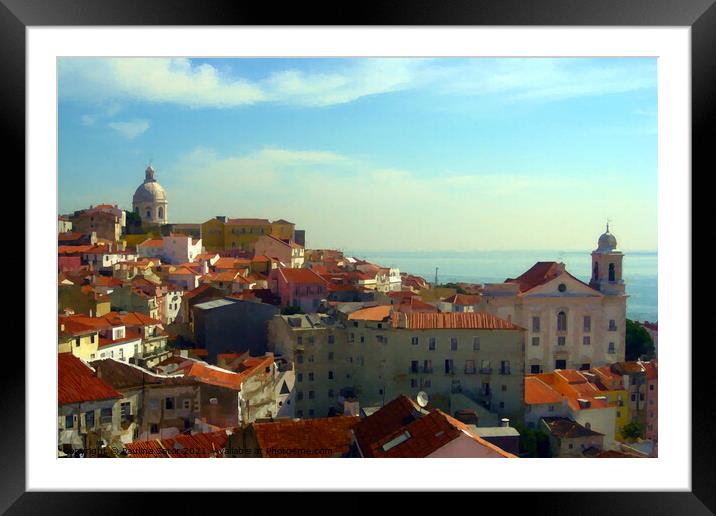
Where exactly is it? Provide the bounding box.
[589,222,625,295]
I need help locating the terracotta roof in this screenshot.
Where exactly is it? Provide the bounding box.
[542,417,604,438]
[354,396,516,458]
[58,245,94,254]
[90,358,195,389]
[505,261,562,293]
[524,376,564,405]
[169,266,200,276]
[58,353,122,405]
[182,356,273,391]
[347,305,393,321]
[443,293,481,305]
[277,267,327,285]
[138,238,164,248]
[391,312,523,330]
[642,361,658,380]
[253,416,359,458]
[397,297,438,313]
[125,429,232,458]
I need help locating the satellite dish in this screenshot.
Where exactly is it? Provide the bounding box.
[416,391,429,408]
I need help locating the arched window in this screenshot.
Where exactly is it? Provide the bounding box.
[158,207,164,219]
[608,263,616,282]
[557,311,567,332]
[592,262,599,281]
[146,209,151,219]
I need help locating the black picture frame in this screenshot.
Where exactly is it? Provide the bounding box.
[5,0,708,512]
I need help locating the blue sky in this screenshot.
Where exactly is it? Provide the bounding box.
[58,57,657,252]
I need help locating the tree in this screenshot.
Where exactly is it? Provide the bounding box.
[621,421,646,441]
[439,282,468,294]
[625,319,655,361]
[514,423,552,458]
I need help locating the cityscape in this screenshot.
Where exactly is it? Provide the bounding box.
[57,57,657,459]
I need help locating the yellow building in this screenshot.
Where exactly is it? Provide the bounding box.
[200,217,296,254]
[58,318,100,361]
[590,365,630,442]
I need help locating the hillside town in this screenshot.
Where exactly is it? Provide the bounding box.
[57,165,657,458]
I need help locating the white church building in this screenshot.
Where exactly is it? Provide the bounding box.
[132,165,168,226]
[481,225,627,373]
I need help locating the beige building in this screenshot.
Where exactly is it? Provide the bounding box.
[268,307,526,422]
[132,165,168,226]
[481,226,626,374]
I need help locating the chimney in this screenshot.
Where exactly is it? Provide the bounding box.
[500,418,510,427]
[89,309,94,318]
[203,261,209,274]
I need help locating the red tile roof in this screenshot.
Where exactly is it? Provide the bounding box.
[253,416,359,458]
[182,356,273,391]
[125,429,232,458]
[524,376,564,405]
[505,261,562,292]
[58,353,122,405]
[138,238,164,248]
[392,312,523,330]
[347,305,392,321]
[277,267,327,285]
[443,293,481,305]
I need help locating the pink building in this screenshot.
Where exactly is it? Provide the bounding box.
[643,359,658,443]
[269,267,328,312]
[254,235,304,268]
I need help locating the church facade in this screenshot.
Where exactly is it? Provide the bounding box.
[132,165,168,226]
[481,226,627,373]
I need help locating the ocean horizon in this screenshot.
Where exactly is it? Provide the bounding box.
[343,249,658,322]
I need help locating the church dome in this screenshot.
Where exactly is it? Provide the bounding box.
[597,224,617,252]
[132,166,167,204]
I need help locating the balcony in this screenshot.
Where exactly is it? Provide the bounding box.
[464,367,476,375]
[422,367,434,374]
[479,367,492,375]
[499,368,511,375]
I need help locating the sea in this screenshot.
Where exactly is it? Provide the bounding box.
[342,250,658,322]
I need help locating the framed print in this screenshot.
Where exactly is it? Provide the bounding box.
[4,0,710,512]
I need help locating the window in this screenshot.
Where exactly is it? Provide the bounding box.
[444,359,454,374]
[583,336,591,346]
[609,320,617,331]
[297,373,303,383]
[473,337,480,351]
[75,337,81,347]
[165,397,175,410]
[580,363,590,371]
[120,402,131,421]
[481,382,491,396]
[410,378,418,388]
[631,394,636,402]
[90,334,96,344]
[84,411,95,429]
[348,333,355,343]
[150,423,159,434]
[296,354,304,364]
[65,414,74,428]
[411,360,419,373]
[557,311,567,331]
[297,391,304,401]
[465,360,476,374]
[428,337,436,351]
[411,336,419,346]
[608,263,616,282]
[555,359,567,369]
[500,360,510,375]
[328,389,334,398]
[296,410,303,418]
[480,360,491,373]
[532,336,540,346]
[650,384,654,391]
[308,409,315,417]
[328,352,334,361]
[608,342,616,354]
[558,283,567,292]
[450,338,458,351]
[532,316,541,332]
[360,335,365,343]
[499,401,505,408]
[548,405,555,412]
[100,407,113,424]
[530,364,541,374]
[308,336,315,345]
[308,390,315,400]
[297,336,303,345]
[328,371,334,380]
[557,336,566,346]
[423,360,433,373]
[583,316,591,332]
[183,399,191,410]
[328,335,335,344]
[308,372,315,381]
[501,384,507,392]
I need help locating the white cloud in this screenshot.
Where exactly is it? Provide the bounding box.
[59,57,654,109]
[108,119,150,139]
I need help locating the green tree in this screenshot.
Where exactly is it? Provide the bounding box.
[514,423,552,458]
[621,421,646,441]
[439,283,468,294]
[625,319,655,361]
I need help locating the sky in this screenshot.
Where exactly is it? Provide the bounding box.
[58,57,657,252]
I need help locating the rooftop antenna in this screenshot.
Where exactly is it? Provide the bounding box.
[416,391,429,409]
